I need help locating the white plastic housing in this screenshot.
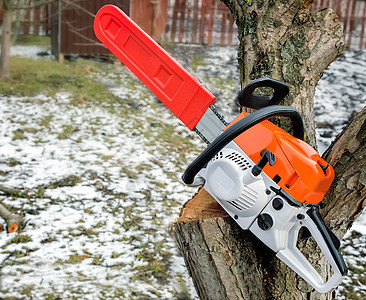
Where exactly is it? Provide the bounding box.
[250,198,345,293]
[200,141,278,229]
[198,140,345,293]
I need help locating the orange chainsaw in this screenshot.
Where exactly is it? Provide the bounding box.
[94,5,347,293]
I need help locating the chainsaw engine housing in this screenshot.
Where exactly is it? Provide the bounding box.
[230,112,335,204]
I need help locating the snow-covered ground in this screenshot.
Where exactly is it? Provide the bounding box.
[0,44,365,299]
[315,50,366,154]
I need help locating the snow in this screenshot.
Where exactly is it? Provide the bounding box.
[0,44,365,299]
[314,50,366,154]
[10,45,54,60]
[0,45,198,299]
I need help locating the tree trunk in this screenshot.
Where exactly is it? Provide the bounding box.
[172,108,366,299]
[0,4,13,78]
[170,1,366,299]
[224,0,344,148]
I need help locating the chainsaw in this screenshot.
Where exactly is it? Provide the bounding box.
[94,5,347,293]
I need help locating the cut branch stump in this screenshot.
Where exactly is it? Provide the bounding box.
[0,203,23,233]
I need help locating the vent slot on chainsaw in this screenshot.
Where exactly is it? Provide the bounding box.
[229,186,258,211]
[224,151,257,212]
[226,152,251,171]
[212,151,224,161]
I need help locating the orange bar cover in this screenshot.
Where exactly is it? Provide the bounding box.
[94,5,216,130]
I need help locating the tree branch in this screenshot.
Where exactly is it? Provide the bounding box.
[0,203,23,233]
[322,105,366,237]
[7,0,57,10]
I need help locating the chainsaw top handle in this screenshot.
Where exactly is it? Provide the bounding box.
[183,105,304,185]
[237,77,290,110]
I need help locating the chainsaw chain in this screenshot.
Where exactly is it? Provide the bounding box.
[194,128,210,144]
[210,105,228,126]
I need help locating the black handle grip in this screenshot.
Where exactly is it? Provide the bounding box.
[237,77,290,110]
[306,206,348,276]
[182,105,304,185]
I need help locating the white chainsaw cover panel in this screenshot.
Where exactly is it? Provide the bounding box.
[202,142,276,229]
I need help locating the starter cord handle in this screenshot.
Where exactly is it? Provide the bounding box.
[182,105,304,185]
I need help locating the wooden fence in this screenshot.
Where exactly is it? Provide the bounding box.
[51,0,130,57]
[22,5,50,36]
[162,0,236,45]
[0,5,50,36]
[2,0,366,50]
[163,0,366,49]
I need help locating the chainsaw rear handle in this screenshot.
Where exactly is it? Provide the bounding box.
[307,206,348,276]
[237,77,290,110]
[276,206,347,293]
[183,105,304,185]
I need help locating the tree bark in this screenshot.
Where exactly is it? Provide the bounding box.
[224,0,344,148]
[322,105,366,238]
[0,0,60,77]
[0,3,13,78]
[170,1,366,299]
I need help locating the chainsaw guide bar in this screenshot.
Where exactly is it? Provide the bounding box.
[94,5,347,293]
[94,4,226,140]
